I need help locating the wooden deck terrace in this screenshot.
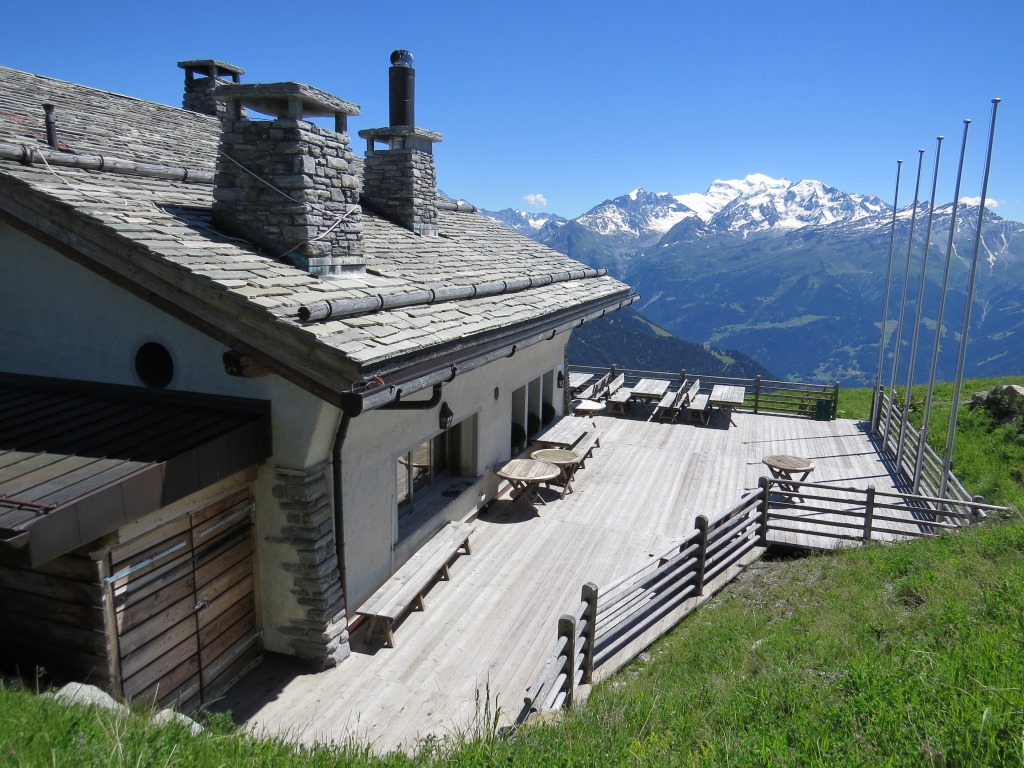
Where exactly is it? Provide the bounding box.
[217,409,910,753]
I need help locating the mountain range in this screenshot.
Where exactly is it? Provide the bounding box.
[482,175,1024,387]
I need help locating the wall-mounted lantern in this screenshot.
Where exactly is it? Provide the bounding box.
[439,401,454,431]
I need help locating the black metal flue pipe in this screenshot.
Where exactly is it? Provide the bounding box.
[43,104,58,148]
[388,49,415,128]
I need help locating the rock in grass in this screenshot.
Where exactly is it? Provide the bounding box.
[45,683,128,715]
[151,708,204,735]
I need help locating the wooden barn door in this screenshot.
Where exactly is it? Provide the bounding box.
[108,487,260,711]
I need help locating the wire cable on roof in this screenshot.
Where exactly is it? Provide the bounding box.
[217,148,359,268]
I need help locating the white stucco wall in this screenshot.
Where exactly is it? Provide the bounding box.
[0,222,338,653]
[340,338,568,610]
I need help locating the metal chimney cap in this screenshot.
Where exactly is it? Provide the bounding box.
[390,50,414,67]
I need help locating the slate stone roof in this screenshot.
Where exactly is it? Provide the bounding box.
[0,66,633,404]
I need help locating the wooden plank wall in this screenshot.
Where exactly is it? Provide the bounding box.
[0,548,112,688]
[191,490,261,703]
[107,486,258,712]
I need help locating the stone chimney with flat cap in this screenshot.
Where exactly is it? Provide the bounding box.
[178,59,245,117]
[359,50,442,237]
[212,82,365,275]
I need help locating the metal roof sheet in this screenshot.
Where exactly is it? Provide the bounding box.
[0,374,271,566]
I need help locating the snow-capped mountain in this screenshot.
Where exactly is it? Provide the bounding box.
[482,174,1024,387]
[488,175,893,257]
[574,188,698,238]
[478,208,565,238]
[699,177,887,238]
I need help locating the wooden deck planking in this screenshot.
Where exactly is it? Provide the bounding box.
[223,412,916,753]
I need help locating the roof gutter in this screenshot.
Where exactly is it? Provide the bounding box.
[339,292,639,417]
[298,267,608,323]
[0,141,214,184]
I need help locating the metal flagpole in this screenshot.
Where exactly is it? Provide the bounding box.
[899,136,943,476]
[883,149,925,448]
[941,98,1001,497]
[872,160,903,432]
[915,120,971,493]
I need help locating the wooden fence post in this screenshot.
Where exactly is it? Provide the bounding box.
[695,515,709,595]
[558,614,576,708]
[757,475,771,546]
[832,380,840,419]
[581,583,598,685]
[754,375,761,414]
[681,369,687,387]
[970,495,985,524]
[610,364,617,380]
[863,485,876,541]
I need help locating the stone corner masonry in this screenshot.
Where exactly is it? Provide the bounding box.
[268,464,350,669]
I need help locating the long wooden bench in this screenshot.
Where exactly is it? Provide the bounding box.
[356,521,475,647]
[607,387,633,415]
[575,429,602,468]
[576,372,610,401]
[602,373,631,415]
[683,379,710,424]
[652,379,689,422]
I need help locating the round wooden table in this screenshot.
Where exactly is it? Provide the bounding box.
[531,447,581,498]
[762,454,815,501]
[572,399,605,417]
[496,459,560,507]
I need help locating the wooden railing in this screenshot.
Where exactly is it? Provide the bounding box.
[520,482,767,723]
[763,478,1002,545]
[521,582,598,714]
[520,475,1003,724]
[568,365,839,419]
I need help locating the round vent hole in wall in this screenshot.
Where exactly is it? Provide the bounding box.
[135,342,174,388]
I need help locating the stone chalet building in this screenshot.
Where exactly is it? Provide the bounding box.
[0,54,635,710]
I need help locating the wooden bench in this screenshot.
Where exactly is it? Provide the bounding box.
[607,387,633,415]
[683,379,710,424]
[356,521,475,648]
[652,379,689,422]
[604,374,625,398]
[575,429,602,468]
[576,372,610,401]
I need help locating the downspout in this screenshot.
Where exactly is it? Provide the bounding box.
[332,411,351,621]
[331,382,444,622]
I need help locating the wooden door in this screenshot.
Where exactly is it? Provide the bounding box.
[109,487,260,711]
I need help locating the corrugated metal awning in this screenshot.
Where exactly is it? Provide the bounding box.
[0,373,272,566]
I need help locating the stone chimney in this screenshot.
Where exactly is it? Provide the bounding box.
[178,60,245,117]
[212,82,365,276]
[358,50,442,237]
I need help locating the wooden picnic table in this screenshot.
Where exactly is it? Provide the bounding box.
[710,384,745,426]
[530,447,581,498]
[496,459,560,506]
[534,417,590,449]
[631,378,671,403]
[762,454,815,501]
[572,399,605,417]
[568,372,592,394]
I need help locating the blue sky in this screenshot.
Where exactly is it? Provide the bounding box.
[5,0,1022,221]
